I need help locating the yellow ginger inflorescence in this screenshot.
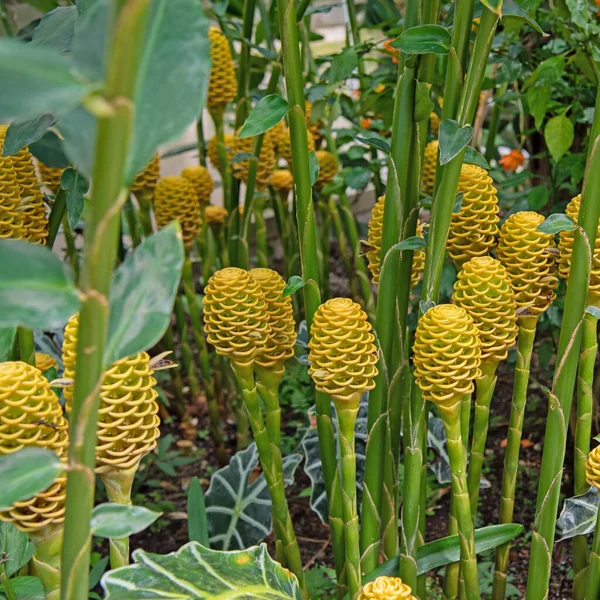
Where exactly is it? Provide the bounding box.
[497,211,558,317]
[452,256,518,363]
[249,268,296,368]
[308,298,378,407]
[413,304,482,406]
[62,314,160,474]
[181,165,214,204]
[0,151,26,240]
[447,164,499,266]
[357,576,416,600]
[422,140,438,195]
[154,175,202,249]
[278,127,316,168]
[305,101,322,144]
[37,162,64,195]
[207,27,237,112]
[232,132,275,190]
[586,445,600,490]
[35,353,57,373]
[271,169,294,194]
[0,361,68,532]
[204,205,229,226]
[270,120,286,154]
[315,150,338,189]
[207,134,235,172]
[203,267,271,367]
[131,153,160,196]
[558,194,600,304]
[430,112,441,137]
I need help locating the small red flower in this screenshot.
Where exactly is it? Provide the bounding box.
[499,149,526,171]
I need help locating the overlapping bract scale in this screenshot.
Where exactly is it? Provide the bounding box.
[271,169,294,194]
[357,576,416,600]
[207,27,237,112]
[278,127,315,169]
[131,153,160,196]
[315,150,337,189]
[421,140,438,195]
[586,445,600,490]
[0,152,26,240]
[207,134,235,172]
[204,205,228,226]
[35,353,57,373]
[232,132,275,190]
[37,162,64,195]
[182,165,214,204]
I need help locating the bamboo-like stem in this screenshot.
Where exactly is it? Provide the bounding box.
[525,83,600,600]
[254,196,268,268]
[231,363,308,599]
[174,295,201,398]
[31,525,63,600]
[211,112,233,215]
[62,214,79,277]
[484,84,507,165]
[328,196,359,303]
[17,328,34,365]
[573,310,598,596]
[254,364,284,448]
[0,564,16,600]
[124,198,142,247]
[317,197,331,300]
[585,507,600,600]
[135,191,154,238]
[47,189,66,248]
[491,317,537,599]
[196,116,206,167]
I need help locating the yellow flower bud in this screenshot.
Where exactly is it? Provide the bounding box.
[249,268,296,368]
[357,576,416,600]
[447,164,499,267]
[413,304,482,406]
[204,204,229,226]
[203,267,271,367]
[430,112,440,137]
[315,150,338,189]
[422,140,438,195]
[154,175,202,249]
[232,132,275,190]
[271,169,294,194]
[207,27,237,112]
[131,153,160,196]
[35,353,57,373]
[62,314,160,474]
[497,211,558,317]
[181,165,214,204]
[586,445,600,490]
[37,162,64,195]
[453,256,518,363]
[308,298,378,407]
[278,127,316,169]
[207,134,235,172]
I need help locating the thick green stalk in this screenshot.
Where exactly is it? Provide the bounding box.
[173,295,201,398]
[585,508,600,600]
[135,191,154,238]
[160,323,187,418]
[492,318,537,599]
[231,363,308,599]
[254,364,284,448]
[124,198,142,247]
[328,196,358,300]
[62,214,79,277]
[17,328,34,365]
[60,4,151,594]
[234,0,256,127]
[196,116,206,167]
[573,311,598,595]
[451,0,476,73]
[271,189,294,279]
[317,197,331,300]
[0,565,16,600]
[211,113,233,215]
[31,525,63,600]
[525,88,600,599]
[47,189,66,248]
[337,405,361,597]
[254,196,268,268]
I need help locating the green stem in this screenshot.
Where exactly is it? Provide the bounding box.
[0,0,14,37]
[211,112,233,215]
[231,363,308,599]
[174,295,201,398]
[585,506,600,600]
[328,196,359,303]
[317,197,331,300]
[196,116,206,167]
[0,565,16,600]
[136,191,154,238]
[62,214,79,278]
[492,318,537,600]
[124,198,142,247]
[234,0,256,127]
[47,189,66,248]
[254,364,284,448]
[254,196,268,268]
[160,324,187,419]
[31,525,63,600]
[484,85,507,164]
[17,328,34,365]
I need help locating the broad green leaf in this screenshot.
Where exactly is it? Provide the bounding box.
[187,477,209,546]
[231,151,253,164]
[390,25,451,55]
[345,166,371,190]
[31,6,77,52]
[413,81,435,121]
[283,275,308,298]
[392,236,427,252]
[60,168,89,230]
[0,522,35,577]
[309,151,320,186]
[0,576,44,600]
[0,448,65,510]
[29,130,70,168]
[102,543,303,599]
[502,0,546,35]
[419,300,436,314]
[329,47,358,83]
[526,84,551,130]
[2,115,57,158]
[438,120,473,165]
[206,444,302,549]
[239,95,289,139]
[0,39,94,122]
[160,142,198,159]
[545,114,574,162]
[105,223,184,365]
[556,486,599,541]
[0,240,79,330]
[480,0,502,14]
[464,146,491,170]
[454,191,465,213]
[91,504,161,538]
[354,135,391,154]
[528,184,548,211]
[0,329,15,363]
[537,213,576,235]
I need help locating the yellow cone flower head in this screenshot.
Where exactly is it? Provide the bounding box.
[204,204,229,226]
[0,153,26,240]
[422,140,438,195]
[35,353,57,373]
[270,120,286,154]
[410,221,426,289]
[315,150,338,189]
[271,169,294,194]
[497,211,558,317]
[452,256,518,363]
[278,127,316,168]
[232,131,276,190]
[207,27,237,112]
[131,153,160,196]
[249,268,296,368]
[154,175,202,249]
[586,445,600,490]
[558,194,600,304]
[37,162,64,195]
[203,268,271,367]
[430,112,441,136]
[305,101,322,144]
[308,298,378,407]
[0,361,68,532]
[447,164,499,266]
[62,314,160,474]
[182,165,214,204]
[357,576,416,600]
[207,134,235,172]
[413,304,482,406]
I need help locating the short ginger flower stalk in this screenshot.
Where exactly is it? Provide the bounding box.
[203,267,308,599]
[413,304,482,600]
[308,298,378,598]
[357,576,417,600]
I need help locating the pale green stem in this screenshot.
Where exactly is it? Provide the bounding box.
[31,525,63,600]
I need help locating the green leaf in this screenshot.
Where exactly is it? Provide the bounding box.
[239,95,289,139]
[556,487,598,541]
[0,448,65,510]
[283,275,308,298]
[502,0,546,35]
[2,115,57,158]
[0,522,35,577]
[453,191,465,213]
[0,38,94,122]
[527,184,548,211]
[390,25,451,55]
[392,236,427,251]
[187,477,209,546]
[105,223,184,365]
[354,135,390,154]
[0,576,44,600]
[60,168,89,230]
[537,213,576,234]
[438,120,473,165]
[329,47,358,83]
[464,146,490,170]
[29,130,70,168]
[413,81,435,121]
[309,151,320,186]
[91,503,161,538]
[480,0,503,14]
[102,543,303,599]
[0,240,79,330]
[18,0,59,11]
[0,329,15,363]
[526,84,551,130]
[419,300,436,314]
[545,114,574,162]
[31,6,77,52]
[586,306,600,319]
[345,166,371,189]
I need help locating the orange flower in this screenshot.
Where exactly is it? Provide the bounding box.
[362,117,373,129]
[499,149,525,171]
[353,89,361,99]
[383,39,400,64]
